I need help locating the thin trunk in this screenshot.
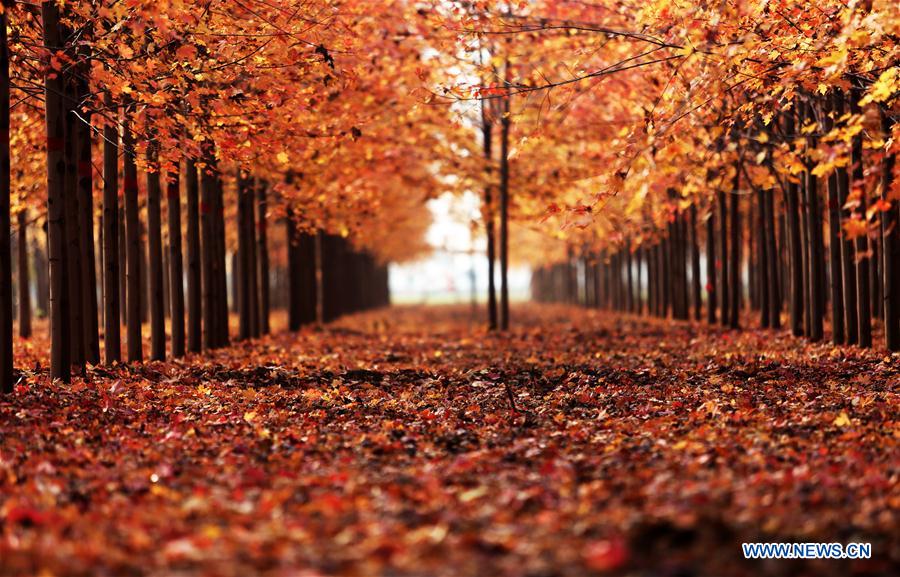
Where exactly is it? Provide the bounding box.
[757,188,770,327]
[76,63,99,365]
[200,149,215,350]
[718,190,729,326]
[257,179,270,335]
[44,1,70,381]
[118,206,127,327]
[0,0,11,391]
[482,99,498,330]
[16,211,30,339]
[102,95,120,363]
[146,142,165,360]
[784,114,805,336]
[498,89,511,330]
[729,175,741,329]
[850,87,872,347]
[238,173,251,340]
[690,205,702,321]
[881,107,898,350]
[706,209,717,324]
[63,61,84,370]
[185,158,201,353]
[168,169,185,357]
[123,110,142,363]
[765,190,781,329]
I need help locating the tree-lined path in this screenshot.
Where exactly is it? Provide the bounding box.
[0,0,898,575]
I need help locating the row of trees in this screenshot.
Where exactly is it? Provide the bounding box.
[532,89,897,349]
[0,0,455,392]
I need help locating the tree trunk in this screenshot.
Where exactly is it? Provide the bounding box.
[146,143,165,361]
[238,173,251,340]
[63,63,85,370]
[757,188,770,327]
[123,110,142,363]
[0,4,10,391]
[75,66,99,365]
[102,95,120,363]
[168,168,185,357]
[482,99,498,330]
[764,190,781,329]
[718,190,729,326]
[257,180,270,335]
[185,158,201,353]
[881,107,898,350]
[200,150,215,350]
[16,211,30,339]
[690,205,702,321]
[118,206,127,327]
[729,175,741,329]
[498,90,511,330]
[784,115,804,337]
[706,209,716,324]
[850,88,872,348]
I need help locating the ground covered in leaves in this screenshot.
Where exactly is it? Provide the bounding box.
[1,305,898,577]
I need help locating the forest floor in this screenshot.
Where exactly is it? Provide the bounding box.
[0,305,898,577]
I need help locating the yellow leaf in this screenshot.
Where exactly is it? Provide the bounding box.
[832,411,851,428]
[243,411,257,423]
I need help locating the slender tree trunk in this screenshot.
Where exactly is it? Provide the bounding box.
[257,180,270,335]
[690,205,702,321]
[200,150,215,350]
[729,175,741,329]
[168,169,185,357]
[34,233,49,320]
[718,190,729,326]
[850,88,872,347]
[102,95,120,363]
[0,4,10,392]
[246,179,259,338]
[765,190,781,329]
[498,90,511,330]
[706,209,716,324]
[63,65,85,370]
[784,116,804,336]
[123,110,142,363]
[44,1,70,381]
[214,174,229,346]
[185,158,201,353]
[146,142,165,361]
[482,99,498,330]
[238,173,251,340]
[118,206,127,327]
[75,64,99,365]
[757,188,770,327]
[881,107,898,350]
[16,211,30,339]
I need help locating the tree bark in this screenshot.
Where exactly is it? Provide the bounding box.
[764,190,781,329]
[16,211,30,339]
[102,95,120,363]
[123,109,142,363]
[706,209,716,324]
[0,4,10,391]
[256,180,270,335]
[146,142,165,360]
[185,158,201,353]
[482,98,498,330]
[718,190,729,326]
[690,205,702,321]
[75,61,99,365]
[498,90,511,331]
[757,188,770,327]
[168,168,185,357]
[63,61,85,370]
[880,107,898,350]
[850,87,872,348]
[729,173,741,329]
